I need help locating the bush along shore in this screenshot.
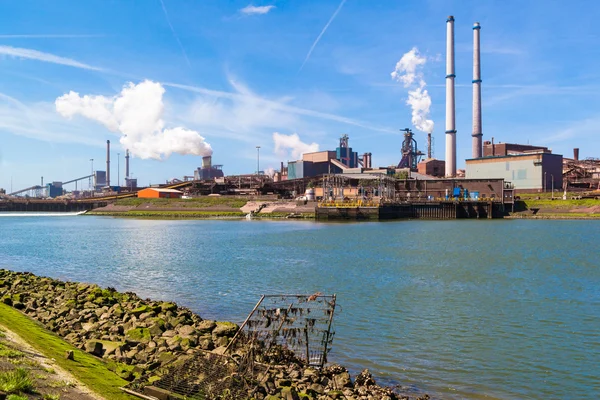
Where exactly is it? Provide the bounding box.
[0,270,428,400]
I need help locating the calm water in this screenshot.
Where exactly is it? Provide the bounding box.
[1,216,598,399]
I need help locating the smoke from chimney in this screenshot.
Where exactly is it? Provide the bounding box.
[391,47,434,134]
[55,80,213,160]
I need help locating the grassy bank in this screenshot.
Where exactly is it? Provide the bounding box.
[114,197,247,208]
[0,303,133,400]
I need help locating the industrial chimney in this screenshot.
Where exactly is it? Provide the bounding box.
[574,148,579,161]
[445,16,456,177]
[202,155,212,169]
[106,140,110,187]
[427,133,432,159]
[472,22,483,158]
[125,149,130,179]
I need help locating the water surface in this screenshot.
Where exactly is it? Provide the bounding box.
[1,216,598,399]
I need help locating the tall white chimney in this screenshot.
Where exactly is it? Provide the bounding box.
[445,16,456,177]
[125,149,130,179]
[106,140,110,187]
[472,22,483,158]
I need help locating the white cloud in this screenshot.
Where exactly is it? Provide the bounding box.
[239,5,275,15]
[55,80,212,160]
[0,45,101,71]
[273,132,319,160]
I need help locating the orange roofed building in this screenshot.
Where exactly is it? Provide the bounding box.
[137,188,183,199]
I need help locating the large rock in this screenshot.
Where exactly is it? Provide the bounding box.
[126,328,151,343]
[212,321,238,337]
[196,320,216,334]
[85,340,103,356]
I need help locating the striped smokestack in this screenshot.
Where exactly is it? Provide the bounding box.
[445,16,456,177]
[472,22,483,158]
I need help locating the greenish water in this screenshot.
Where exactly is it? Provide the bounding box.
[0,216,598,399]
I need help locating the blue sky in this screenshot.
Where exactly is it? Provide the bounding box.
[1,0,599,191]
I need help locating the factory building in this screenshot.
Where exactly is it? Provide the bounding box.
[417,159,446,177]
[137,188,183,199]
[285,135,372,180]
[563,148,600,189]
[483,141,548,157]
[194,156,224,180]
[466,151,563,192]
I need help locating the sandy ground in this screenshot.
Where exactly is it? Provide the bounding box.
[0,324,102,400]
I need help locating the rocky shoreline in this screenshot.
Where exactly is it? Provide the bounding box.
[0,269,429,400]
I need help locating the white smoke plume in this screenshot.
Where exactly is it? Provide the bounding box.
[273,132,319,160]
[264,167,275,177]
[55,80,212,160]
[391,47,434,133]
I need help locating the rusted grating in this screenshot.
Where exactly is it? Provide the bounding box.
[227,293,336,369]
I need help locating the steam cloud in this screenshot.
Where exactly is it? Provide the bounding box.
[391,47,434,133]
[55,80,212,160]
[273,132,319,160]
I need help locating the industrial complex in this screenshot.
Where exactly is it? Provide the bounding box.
[1,16,599,219]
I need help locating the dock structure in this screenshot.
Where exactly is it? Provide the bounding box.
[316,200,500,220]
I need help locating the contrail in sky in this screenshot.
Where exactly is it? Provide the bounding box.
[159,0,192,68]
[299,0,347,72]
[0,34,105,38]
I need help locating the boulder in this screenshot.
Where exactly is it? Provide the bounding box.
[85,340,104,356]
[212,321,238,337]
[196,320,216,334]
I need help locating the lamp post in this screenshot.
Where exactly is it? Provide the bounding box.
[544,171,547,193]
[551,174,554,199]
[256,146,261,176]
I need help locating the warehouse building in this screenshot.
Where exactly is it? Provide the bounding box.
[466,151,563,193]
[137,188,183,199]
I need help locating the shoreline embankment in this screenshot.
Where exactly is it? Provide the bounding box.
[0,269,429,400]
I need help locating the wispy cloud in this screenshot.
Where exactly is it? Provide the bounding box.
[0,92,106,147]
[239,5,275,15]
[158,0,191,68]
[164,80,396,135]
[545,117,600,145]
[0,34,105,39]
[0,45,102,71]
[299,0,347,71]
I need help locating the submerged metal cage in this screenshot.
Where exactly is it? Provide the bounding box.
[227,294,336,369]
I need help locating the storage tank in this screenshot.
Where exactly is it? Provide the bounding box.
[305,188,315,201]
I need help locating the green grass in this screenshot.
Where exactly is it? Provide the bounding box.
[114,197,248,208]
[43,394,61,400]
[0,303,134,400]
[7,395,30,400]
[0,343,25,358]
[0,368,34,394]
[519,198,600,210]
